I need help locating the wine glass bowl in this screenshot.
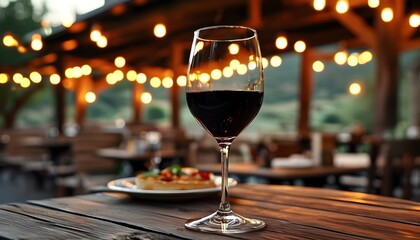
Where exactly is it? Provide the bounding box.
[184,25,265,234]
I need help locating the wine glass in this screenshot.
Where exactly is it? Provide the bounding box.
[184,25,265,233]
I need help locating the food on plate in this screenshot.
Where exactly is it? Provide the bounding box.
[135,165,216,190]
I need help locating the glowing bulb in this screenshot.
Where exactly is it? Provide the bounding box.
[30,71,42,83]
[90,30,101,42]
[3,34,18,47]
[229,59,240,70]
[150,77,161,88]
[381,8,393,22]
[336,0,349,14]
[31,34,43,51]
[73,66,83,78]
[347,53,359,67]
[113,69,124,81]
[136,73,147,84]
[126,70,137,81]
[85,92,96,103]
[248,61,257,70]
[368,0,379,8]
[211,69,222,80]
[20,77,30,88]
[294,40,306,53]
[176,75,187,86]
[270,56,282,67]
[237,64,248,75]
[358,51,373,64]
[312,60,324,72]
[313,0,326,11]
[275,36,288,49]
[154,23,166,38]
[65,68,74,78]
[194,41,204,55]
[334,51,348,65]
[114,56,126,68]
[62,15,75,28]
[97,35,107,48]
[106,73,117,85]
[0,73,8,83]
[223,66,234,78]
[409,13,420,28]
[262,57,269,69]
[228,43,239,55]
[349,82,362,95]
[199,73,210,83]
[141,92,152,104]
[50,74,61,85]
[13,73,23,83]
[162,77,173,88]
[81,65,92,75]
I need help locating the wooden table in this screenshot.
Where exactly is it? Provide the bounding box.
[196,163,368,186]
[0,184,419,239]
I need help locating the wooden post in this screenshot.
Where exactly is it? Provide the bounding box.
[298,49,313,139]
[75,76,92,128]
[374,0,402,134]
[132,81,143,124]
[54,60,66,136]
[170,43,184,129]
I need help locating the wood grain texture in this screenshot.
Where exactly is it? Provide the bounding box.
[0,184,419,239]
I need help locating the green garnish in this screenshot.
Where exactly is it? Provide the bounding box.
[166,165,182,176]
[142,169,160,177]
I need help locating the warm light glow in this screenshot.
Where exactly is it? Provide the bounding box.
[409,13,420,28]
[50,74,61,85]
[229,59,240,70]
[97,35,107,48]
[13,73,23,83]
[154,23,166,38]
[17,46,27,53]
[228,43,239,55]
[73,66,83,78]
[334,51,348,65]
[275,36,288,49]
[3,34,18,47]
[349,82,362,95]
[150,77,161,88]
[262,57,269,69]
[237,64,248,75]
[114,56,126,68]
[223,66,234,78]
[30,71,42,83]
[248,61,257,70]
[20,77,30,88]
[81,65,92,75]
[31,34,43,51]
[336,0,349,14]
[85,92,96,103]
[211,69,222,80]
[194,41,204,55]
[294,40,306,53]
[106,73,117,85]
[270,56,282,67]
[141,92,152,104]
[62,15,75,28]
[90,30,101,42]
[358,51,373,64]
[0,73,8,84]
[63,78,74,89]
[347,53,359,67]
[381,7,394,22]
[313,0,326,11]
[368,0,380,8]
[136,73,147,84]
[61,39,78,51]
[126,70,137,81]
[162,77,173,88]
[113,69,124,81]
[198,73,211,83]
[65,68,74,78]
[312,60,325,72]
[176,75,187,86]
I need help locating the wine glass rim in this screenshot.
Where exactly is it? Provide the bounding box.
[195,25,257,42]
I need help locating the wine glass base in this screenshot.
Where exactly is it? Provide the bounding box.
[185,210,265,234]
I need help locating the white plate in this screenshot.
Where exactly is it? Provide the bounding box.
[106,176,237,200]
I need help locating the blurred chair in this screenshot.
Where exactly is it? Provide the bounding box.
[380,139,420,200]
[256,136,304,167]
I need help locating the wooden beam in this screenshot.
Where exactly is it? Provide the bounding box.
[298,49,314,139]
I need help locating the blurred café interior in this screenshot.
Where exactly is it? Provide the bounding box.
[0,0,419,202]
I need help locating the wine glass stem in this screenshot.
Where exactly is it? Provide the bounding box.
[218,143,232,213]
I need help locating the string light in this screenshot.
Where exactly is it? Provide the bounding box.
[381,7,394,22]
[150,77,161,88]
[97,35,107,48]
[368,0,380,8]
[248,61,257,70]
[409,13,420,28]
[358,51,373,64]
[31,34,43,51]
[349,82,362,95]
[65,68,74,78]
[312,60,324,72]
[262,57,269,69]
[141,92,152,104]
[72,66,83,78]
[106,73,117,85]
[0,73,8,83]
[113,69,124,81]
[136,73,147,84]
[13,73,23,83]
[162,77,173,88]
[154,23,166,38]
[222,66,234,78]
[126,70,137,81]
[50,74,61,85]
[81,65,92,75]
[20,77,30,88]
[228,43,239,55]
[347,53,359,67]
[199,73,211,83]
[229,59,240,70]
[313,0,326,11]
[237,64,248,75]
[3,33,18,47]
[176,75,187,86]
[85,92,96,103]
[270,56,282,67]
[334,51,348,65]
[90,25,102,42]
[29,71,42,83]
[294,40,306,53]
[211,69,222,80]
[336,0,349,14]
[275,35,288,49]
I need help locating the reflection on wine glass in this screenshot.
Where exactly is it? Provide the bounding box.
[184,25,265,234]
